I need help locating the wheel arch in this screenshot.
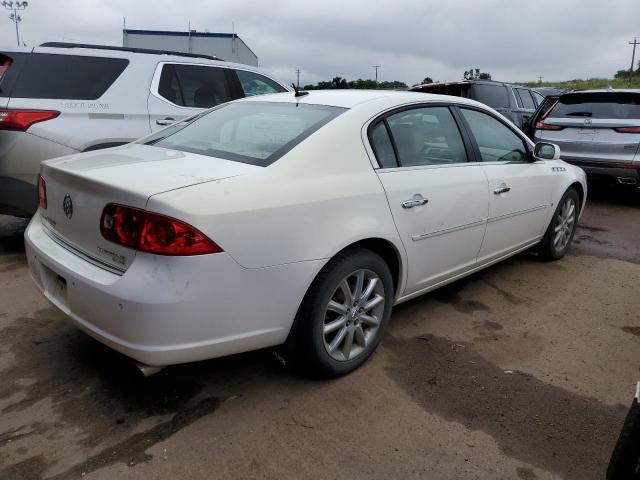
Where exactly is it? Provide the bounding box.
[569,181,585,213]
[330,237,405,299]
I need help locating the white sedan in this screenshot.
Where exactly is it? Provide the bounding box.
[25,90,587,376]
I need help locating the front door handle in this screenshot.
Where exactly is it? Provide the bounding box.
[402,194,428,209]
[493,184,511,195]
[156,117,176,126]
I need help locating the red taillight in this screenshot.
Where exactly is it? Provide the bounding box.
[38,175,47,210]
[535,121,564,131]
[0,109,60,131]
[100,204,222,256]
[614,126,640,133]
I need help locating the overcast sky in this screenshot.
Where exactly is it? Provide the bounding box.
[2,0,639,86]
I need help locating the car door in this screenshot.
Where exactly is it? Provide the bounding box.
[527,95,559,139]
[370,105,489,295]
[147,62,238,132]
[457,107,555,263]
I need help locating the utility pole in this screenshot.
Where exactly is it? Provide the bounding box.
[372,65,380,84]
[629,37,639,72]
[538,76,543,83]
[295,69,301,89]
[2,1,28,47]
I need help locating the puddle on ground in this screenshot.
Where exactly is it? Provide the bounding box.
[384,334,627,480]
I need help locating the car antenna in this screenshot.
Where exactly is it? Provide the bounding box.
[292,83,309,98]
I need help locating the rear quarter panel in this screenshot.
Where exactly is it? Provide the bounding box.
[145,110,404,270]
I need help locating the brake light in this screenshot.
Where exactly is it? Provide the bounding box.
[614,126,640,133]
[0,109,60,131]
[100,204,222,256]
[38,175,47,210]
[535,122,564,131]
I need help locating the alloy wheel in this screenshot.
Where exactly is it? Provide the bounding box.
[553,196,576,252]
[322,269,385,362]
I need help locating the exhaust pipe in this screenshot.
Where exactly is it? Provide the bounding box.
[135,362,164,377]
[617,177,638,185]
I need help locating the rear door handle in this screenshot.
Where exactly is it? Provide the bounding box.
[493,184,511,195]
[156,117,176,126]
[402,194,428,209]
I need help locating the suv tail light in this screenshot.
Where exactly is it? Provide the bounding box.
[614,126,640,133]
[0,109,60,131]
[535,122,564,131]
[100,204,222,256]
[38,175,47,210]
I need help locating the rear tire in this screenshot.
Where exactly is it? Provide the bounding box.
[537,188,579,261]
[285,248,394,377]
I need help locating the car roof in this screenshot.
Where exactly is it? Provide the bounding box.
[21,43,267,74]
[236,89,486,109]
[561,89,640,95]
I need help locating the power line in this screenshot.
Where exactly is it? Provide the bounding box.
[2,1,28,46]
[629,37,639,71]
[372,65,380,83]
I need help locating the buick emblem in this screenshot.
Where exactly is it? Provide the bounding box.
[63,194,73,219]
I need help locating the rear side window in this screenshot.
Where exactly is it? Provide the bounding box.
[370,122,397,168]
[384,107,468,167]
[236,70,287,97]
[516,88,535,109]
[158,64,231,108]
[11,54,128,100]
[471,84,509,108]
[549,93,640,119]
[145,102,345,166]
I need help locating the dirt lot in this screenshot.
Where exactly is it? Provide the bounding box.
[1,184,639,480]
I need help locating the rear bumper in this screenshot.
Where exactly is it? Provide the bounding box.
[0,176,37,217]
[25,214,322,366]
[562,159,640,185]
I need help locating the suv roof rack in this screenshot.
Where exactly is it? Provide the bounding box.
[39,42,224,62]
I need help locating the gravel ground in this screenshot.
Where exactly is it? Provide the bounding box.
[0,184,638,480]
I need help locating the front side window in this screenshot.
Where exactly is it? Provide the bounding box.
[158,64,231,108]
[461,108,527,162]
[236,70,287,97]
[384,107,467,167]
[145,102,346,166]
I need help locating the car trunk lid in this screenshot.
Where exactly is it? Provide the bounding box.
[39,143,260,271]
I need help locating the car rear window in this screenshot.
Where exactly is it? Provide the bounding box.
[145,101,346,167]
[10,53,128,100]
[470,84,509,108]
[550,92,640,119]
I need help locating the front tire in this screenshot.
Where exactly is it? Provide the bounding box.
[288,248,394,377]
[537,188,580,260]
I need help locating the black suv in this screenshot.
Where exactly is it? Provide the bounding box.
[410,80,545,131]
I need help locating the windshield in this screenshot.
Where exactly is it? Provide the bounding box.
[550,92,640,119]
[145,102,346,166]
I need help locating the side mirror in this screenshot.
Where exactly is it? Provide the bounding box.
[533,142,561,160]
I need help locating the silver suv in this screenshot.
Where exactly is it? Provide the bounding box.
[534,89,640,187]
[0,42,290,216]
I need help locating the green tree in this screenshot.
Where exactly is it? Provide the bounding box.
[463,68,492,80]
[422,76,433,84]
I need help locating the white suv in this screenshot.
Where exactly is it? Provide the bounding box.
[0,42,290,217]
